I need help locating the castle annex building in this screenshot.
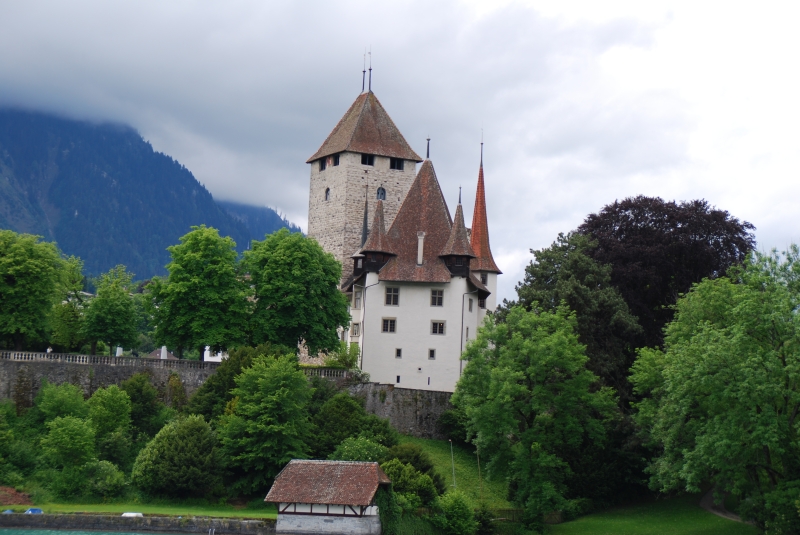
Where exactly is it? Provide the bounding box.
[307,90,501,393]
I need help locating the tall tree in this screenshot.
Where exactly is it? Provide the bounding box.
[578,196,755,347]
[0,230,63,349]
[452,306,616,531]
[242,229,349,353]
[631,246,800,533]
[149,225,250,358]
[502,233,643,404]
[49,256,87,351]
[83,265,138,355]
[218,354,312,494]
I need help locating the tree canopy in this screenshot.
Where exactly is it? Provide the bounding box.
[453,306,616,530]
[148,225,250,357]
[83,265,138,355]
[631,246,800,533]
[578,196,755,347]
[242,228,349,353]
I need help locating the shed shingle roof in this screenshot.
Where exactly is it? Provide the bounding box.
[307,92,422,163]
[440,203,476,258]
[470,159,502,273]
[265,460,390,506]
[378,160,454,283]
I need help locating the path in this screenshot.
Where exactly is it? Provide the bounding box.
[700,487,745,523]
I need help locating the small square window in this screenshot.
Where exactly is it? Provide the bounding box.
[468,298,473,312]
[396,348,402,358]
[389,158,404,171]
[351,323,360,337]
[455,257,463,266]
[396,375,401,384]
[332,154,340,166]
[382,319,396,333]
[354,291,362,309]
[356,258,362,269]
[431,321,445,335]
[480,273,488,285]
[430,289,443,307]
[466,327,469,341]
[319,159,327,171]
[385,287,399,306]
[479,298,486,309]
[361,154,375,166]
[428,349,436,360]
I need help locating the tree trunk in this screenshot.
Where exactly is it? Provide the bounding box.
[90,340,97,355]
[199,345,206,362]
[13,333,23,351]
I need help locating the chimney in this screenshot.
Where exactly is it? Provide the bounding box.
[417,232,425,265]
[160,346,167,360]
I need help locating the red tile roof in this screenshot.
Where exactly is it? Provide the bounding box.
[307,92,422,163]
[379,160,454,283]
[360,200,394,255]
[470,160,502,273]
[440,203,476,258]
[265,460,390,506]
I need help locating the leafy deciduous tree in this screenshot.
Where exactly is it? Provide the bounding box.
[40,416,96,469]
[49,256,87,351]
[453,307,615,530]
[149,225,250,358]
[578,196,755,347]
[242,229,349,353]
[631,246,800,534]
[36,382,88,423]
[83,265,138,355]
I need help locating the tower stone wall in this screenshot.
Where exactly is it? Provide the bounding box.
[308,151,417,269]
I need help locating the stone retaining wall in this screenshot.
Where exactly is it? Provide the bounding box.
[349,383,453,439]
[0,514,276,534]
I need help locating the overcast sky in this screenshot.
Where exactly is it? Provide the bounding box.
[1,0,798,302]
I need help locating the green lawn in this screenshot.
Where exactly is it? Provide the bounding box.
[399,435,512,509]
[549,494,757,535]
[1,502,277,519]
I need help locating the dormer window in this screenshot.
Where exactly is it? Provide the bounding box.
[377,187,386,200]
[319,159,327,171]
[455,257,463,266]
[480,273,488,284]
[324,188,330,201]
[332,154,340,166]
[389,158,404,171]
[361,154,375,166]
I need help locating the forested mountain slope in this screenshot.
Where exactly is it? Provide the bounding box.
[0,109,298,277]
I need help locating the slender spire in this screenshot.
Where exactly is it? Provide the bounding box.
[368,48,372,92]
[458,186,462,204]
[362,49,366,93]
[470,144,501,273]
[361,199,393,254]
[440,203,476,258]
[361,186,369,247]
[426,137,430,159]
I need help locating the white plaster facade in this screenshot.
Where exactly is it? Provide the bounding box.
[276,513,380,535]
[349,272,484,393]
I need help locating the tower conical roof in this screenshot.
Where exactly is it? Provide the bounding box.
[440,203,476,257]
[307,92,422,163]
[379,160,453,283]
[470,158,502,273]
[361,200,394,255]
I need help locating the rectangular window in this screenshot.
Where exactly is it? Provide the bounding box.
[385,287,399,306]
[361,154,375,166]
[428,377,431,386]
[428,349,436,360]
[396,348,402,359]
[389,157,404,171]
[466,327,469,341]
[430,289,443,306]
[319,159,327,171]
[382,319,396,333]
[455,257,463,266]
[479,298,486,309]
[351,323,360,337]
[396,375,401,384]
[468,298,473,312]
[332,154,340,166]
[354,290,362,309]
[480,273,488,285]
[356,258,362,269]
[431,321,445,335]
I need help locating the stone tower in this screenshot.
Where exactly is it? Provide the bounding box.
[306,91,422,269]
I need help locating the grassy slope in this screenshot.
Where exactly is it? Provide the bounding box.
[398,435,512,509]
[549,494,757,535]
[2,503,277,519]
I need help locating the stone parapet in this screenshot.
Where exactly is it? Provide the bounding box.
[0,513,276,534]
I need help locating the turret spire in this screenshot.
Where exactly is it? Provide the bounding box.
[470,145,501,273]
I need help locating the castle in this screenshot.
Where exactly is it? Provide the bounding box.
[307,89,500,393]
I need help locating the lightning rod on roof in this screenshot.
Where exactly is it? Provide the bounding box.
[426,137,430,159]
[362,49,366,93]
[459,186,462,204]
[368,47,372,92]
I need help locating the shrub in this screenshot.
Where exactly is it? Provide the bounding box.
[131,415,222,497]
[385,443,446,495]
[37,382,88,422]
[85,460,127,498]
[381,458,438,508]
[431,489,478,535]
[88,385,131,439]
[40,416,96,469]
[120,373,164,438]
[329,436,388,462]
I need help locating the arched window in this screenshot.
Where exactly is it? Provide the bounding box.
[324,188,330,201]
[376,187,386,200]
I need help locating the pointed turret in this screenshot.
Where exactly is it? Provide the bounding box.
[441,203,476,258]
[470,150,502,273]
[361,200,394,255]
[307,92,422,163]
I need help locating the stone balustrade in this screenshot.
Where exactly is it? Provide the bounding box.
[0,351,219,370]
